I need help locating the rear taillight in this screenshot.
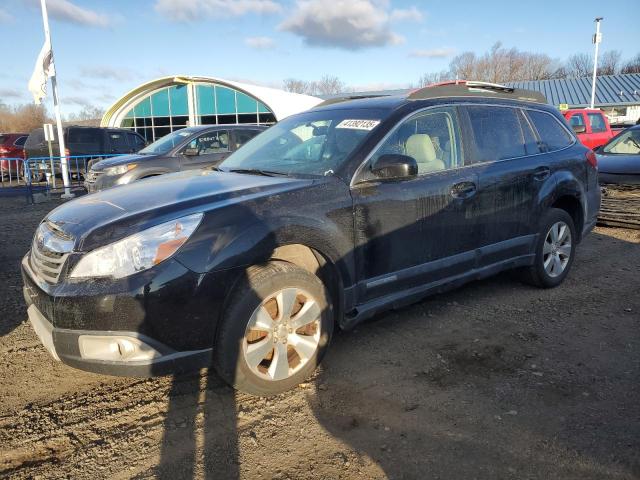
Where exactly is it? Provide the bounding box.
[586,150,597,168]
[64,148,70,157]
[0,147,9,155]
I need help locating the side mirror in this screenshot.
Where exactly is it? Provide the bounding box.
[371,154,418,179]
[572,125,587,134]
[183,148,199,156]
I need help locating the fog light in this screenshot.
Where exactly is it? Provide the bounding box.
[78,335,161,362]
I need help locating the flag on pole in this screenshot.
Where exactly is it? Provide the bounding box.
[28,39,56,104]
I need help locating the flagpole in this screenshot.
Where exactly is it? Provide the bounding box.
[39,0,73,198]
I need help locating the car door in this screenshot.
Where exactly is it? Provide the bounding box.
[179,130,230,170]
[587,111,610,148]
[459,104,550,267]
[567,112,589,147]
[351,106,480,302]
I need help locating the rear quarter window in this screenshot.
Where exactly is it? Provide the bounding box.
[14,136,27,146]
[527,110,573,152]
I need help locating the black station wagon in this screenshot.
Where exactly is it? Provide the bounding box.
[22,81,600,396]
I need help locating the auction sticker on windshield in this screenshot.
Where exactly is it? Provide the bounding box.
[336,119,380,130]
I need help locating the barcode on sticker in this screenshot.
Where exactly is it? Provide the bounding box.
[336,119,380,130]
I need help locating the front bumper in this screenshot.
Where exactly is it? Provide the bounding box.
[21,253,239,377]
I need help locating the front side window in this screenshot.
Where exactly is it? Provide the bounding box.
[109,132,129,150]
[588,113,607,133]
[220,108,389,176]
[138,129,194,155]
[527,110,573,152]
[602,128,640,154]
[184,131,230,155]
[234,130,261,150]
[465,106,528,164]
[367,106,461,176]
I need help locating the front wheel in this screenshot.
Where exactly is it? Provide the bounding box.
[214,261,334,396]
[519,208,576,288]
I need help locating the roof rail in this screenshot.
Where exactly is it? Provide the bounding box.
[407,80,547,104]
[314,94,390,108]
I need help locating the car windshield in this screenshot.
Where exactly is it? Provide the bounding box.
[139,129,194,155]
[219,108,388,176]
[602,128,640,155]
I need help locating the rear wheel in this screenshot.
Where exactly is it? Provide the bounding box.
[519,208,576,288]
[214,261,333,396]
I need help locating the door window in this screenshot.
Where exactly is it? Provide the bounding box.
[109,132,129,151]
[527,110,573,152]
[368,106,462,177]
[569,114,585,128]
[127,133,146,150]
[14,136,28,146]
[587,112,607,133]
[184,130,230,156]
[464,106,528,164]
[234,130,260,150]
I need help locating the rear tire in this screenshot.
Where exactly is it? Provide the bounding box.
[214,261,334,396]
[519,208,576,288]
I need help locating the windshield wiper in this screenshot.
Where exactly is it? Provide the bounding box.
[226,168,288,177]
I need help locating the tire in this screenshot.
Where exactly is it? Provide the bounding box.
[519,208,577,288]
[214,261,334,396]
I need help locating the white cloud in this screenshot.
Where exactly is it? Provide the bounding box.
[244,36,276,49]
[0,87,23,99]
[390,6,423,22]
[28,0,112,27]
[155,0,281,22]
[279,0,404,50]
[79,66,137,82]
[0,8,13,23]
[409,47,456,58]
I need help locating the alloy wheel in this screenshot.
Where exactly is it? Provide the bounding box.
[543,221,572,278]
[242,287,321,381]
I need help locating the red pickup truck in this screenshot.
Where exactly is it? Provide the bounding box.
[563,109,615,150]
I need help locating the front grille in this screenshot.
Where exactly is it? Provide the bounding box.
[86,169,104,184]
[29,222,72,284]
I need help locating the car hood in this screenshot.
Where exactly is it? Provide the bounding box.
[91,153,157,170]
[596,153,640,175]
[45,169,315,251]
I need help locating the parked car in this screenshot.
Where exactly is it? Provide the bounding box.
[24,126,146,178]
[22,81,600,396]
[85,125,267,192]
[563,108,615,150]
[0,132,28,179]
[595,124,640,185]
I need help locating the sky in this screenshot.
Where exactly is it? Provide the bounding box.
[0,0,638,116]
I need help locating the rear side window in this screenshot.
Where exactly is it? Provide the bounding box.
[464,106,527,164]
[68,129,102,144]
[588,113,606,133]
[569,114,585,127]
[527,111,573,152]
[0,135,7,145]
[14,136,27,146]
[25,129,46,147]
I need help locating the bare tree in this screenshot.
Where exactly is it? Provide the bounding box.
[312,75,347,96]
[417,70,453,87]
[0,103,50,133]
[564,53,592,78]
[598,50,622,75]
[282,78,315,95]
[621,53,640,74]
[66,105,105,122]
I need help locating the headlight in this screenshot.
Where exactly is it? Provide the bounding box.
[69,213,203,279]
[104,164,137,175]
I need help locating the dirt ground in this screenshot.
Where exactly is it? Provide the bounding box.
[0,196,639,480]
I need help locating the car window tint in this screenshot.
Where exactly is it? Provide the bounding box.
[234,130,260,150]
[464,106,527,164]
[588,112,606,133]
[109,132,129,151]
[527,110,573,152]
[25,129,46,147]
[0,135,6,145]
[602,128,640,154]
[569,114,585,127]
[68,129,102,144]
[369,106,462,176]
[185,131,230,155]
[14,136,28,146]
[518,109,541,156]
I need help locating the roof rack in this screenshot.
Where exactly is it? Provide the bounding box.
[314,94,390,108]
[407,80,547,104]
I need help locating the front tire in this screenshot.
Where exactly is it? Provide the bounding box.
[214,261,334,396]
[520,208,576,288]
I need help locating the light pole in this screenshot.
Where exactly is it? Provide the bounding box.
[590,17,603,110]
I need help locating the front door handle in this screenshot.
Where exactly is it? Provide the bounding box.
[533,166,550,181]
[450,181,477,199]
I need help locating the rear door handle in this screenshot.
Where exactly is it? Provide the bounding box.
[533,166,550,181]
[450,181,477,199]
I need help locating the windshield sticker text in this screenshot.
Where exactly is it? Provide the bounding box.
[336,119,380,130]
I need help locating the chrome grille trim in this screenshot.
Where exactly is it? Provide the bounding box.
[29,222,73,284]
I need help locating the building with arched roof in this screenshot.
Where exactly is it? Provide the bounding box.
[101,76,321,143]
